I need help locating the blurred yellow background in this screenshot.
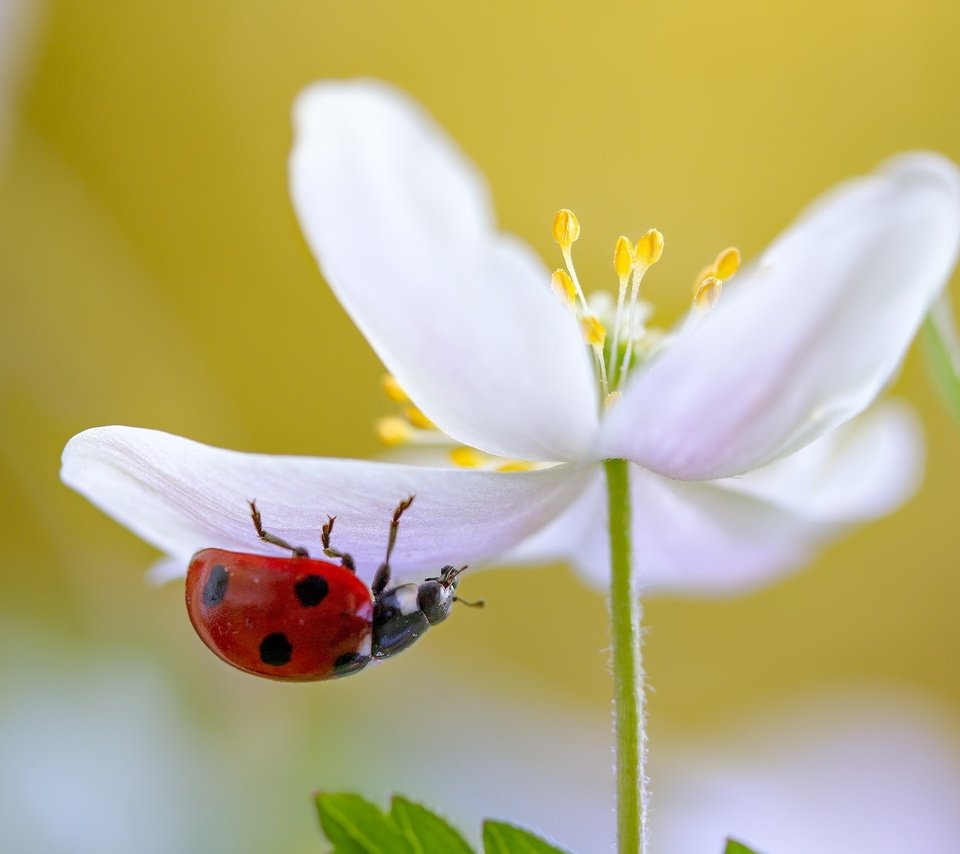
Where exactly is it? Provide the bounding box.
[2,1,960,851]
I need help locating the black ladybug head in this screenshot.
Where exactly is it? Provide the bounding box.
[417,565,468,624]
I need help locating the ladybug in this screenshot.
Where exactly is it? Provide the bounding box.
[185,496,480,680]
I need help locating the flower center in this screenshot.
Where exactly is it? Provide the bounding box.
[372,212,741,467]
[550,208,739,408]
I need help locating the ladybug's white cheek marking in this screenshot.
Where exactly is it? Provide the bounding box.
[392,584,420,616]
[358,633,372,658]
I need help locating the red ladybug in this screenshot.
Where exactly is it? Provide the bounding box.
[185,496,479,680]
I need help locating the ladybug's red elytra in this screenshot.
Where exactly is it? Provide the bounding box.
[185,496,480,681]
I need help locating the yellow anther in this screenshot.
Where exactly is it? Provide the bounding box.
[551,269,577,305]
[604,390,622,410]
[552,208,581,249]
[376,416,411,446]
[404,406,435,430]
[581,315,606,347]
[381,374,409,403]
[450,447,484,468]
[694,264,714,287]
[694,275,722,310]
[634,228,664,268]
[614,236,634,279]
[496,461,537,473]
[714,246,740,280]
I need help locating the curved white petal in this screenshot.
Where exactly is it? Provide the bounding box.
[510,468,825,594]
[290,80,597,462]
[61,426,589,585]
[600,153,960,478]
[146,556,185,585]
[718,400,923,522]
[501,468,605,568]
[507,435,916,594]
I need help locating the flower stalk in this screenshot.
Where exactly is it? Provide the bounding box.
[604,457,647,854]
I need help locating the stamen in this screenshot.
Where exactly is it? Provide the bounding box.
[579,314,610,395]
[376,417,447,447]
[551,208,609,397]
[404,405,435,430]
[381,374,409,403]
[581,315,607,347]
[604,390,622,409]
[690,245,740,315]
[551,269,577,305]
[614,235,635,279]
[714,246,740,280]
[376,416,411,446]
[496,460,537,473]
[634,228,664,269]
[609,236,634,383]
[619,228,664,385]
[694,274,722,311]
[552,208,590,312]
[450,447,485,468]
[552,208,581,249]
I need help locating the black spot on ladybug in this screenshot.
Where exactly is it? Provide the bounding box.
[202,565,229,607]
[333,651,370,675]
[294,574,329,607]
[259,632,293,666]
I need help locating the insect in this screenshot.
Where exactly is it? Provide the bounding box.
[185,496,480,681]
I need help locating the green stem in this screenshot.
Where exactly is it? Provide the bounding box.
[922,293,960,423]
[604,457,647,854]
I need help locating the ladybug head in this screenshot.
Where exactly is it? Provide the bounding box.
[418,565,479,624]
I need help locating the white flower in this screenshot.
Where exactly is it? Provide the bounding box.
[61,80,960,593]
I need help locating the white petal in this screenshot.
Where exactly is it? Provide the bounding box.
[718,400,923,522]
[61,426,589,584]
[146,556,184,586]
[525,468,826,593]
[507,444,915,594]
[290,80,597,462]
[599,152,960,478]
[501,469,604,567]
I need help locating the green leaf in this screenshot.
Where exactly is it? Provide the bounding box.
[390,796,474,853]
[482,820,571,854]
[314,793,412,854]
[724,838,761,854]
[922,298,960,423]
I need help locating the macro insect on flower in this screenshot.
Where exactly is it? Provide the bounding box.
[61,80,960,602]
[185,496,480,681]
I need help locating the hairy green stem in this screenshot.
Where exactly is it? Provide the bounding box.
[922,293,960,422]
[604,457,647,854]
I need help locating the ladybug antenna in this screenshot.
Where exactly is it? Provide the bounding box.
[426,565,483,607]
[427,564,469,586]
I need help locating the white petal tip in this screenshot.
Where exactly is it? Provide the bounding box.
[146,557,186,586]
[880,150,960,193]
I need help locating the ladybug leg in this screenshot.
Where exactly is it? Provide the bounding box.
[321,515,356,572]
[372,495,414,596]
[248,500,308,558]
